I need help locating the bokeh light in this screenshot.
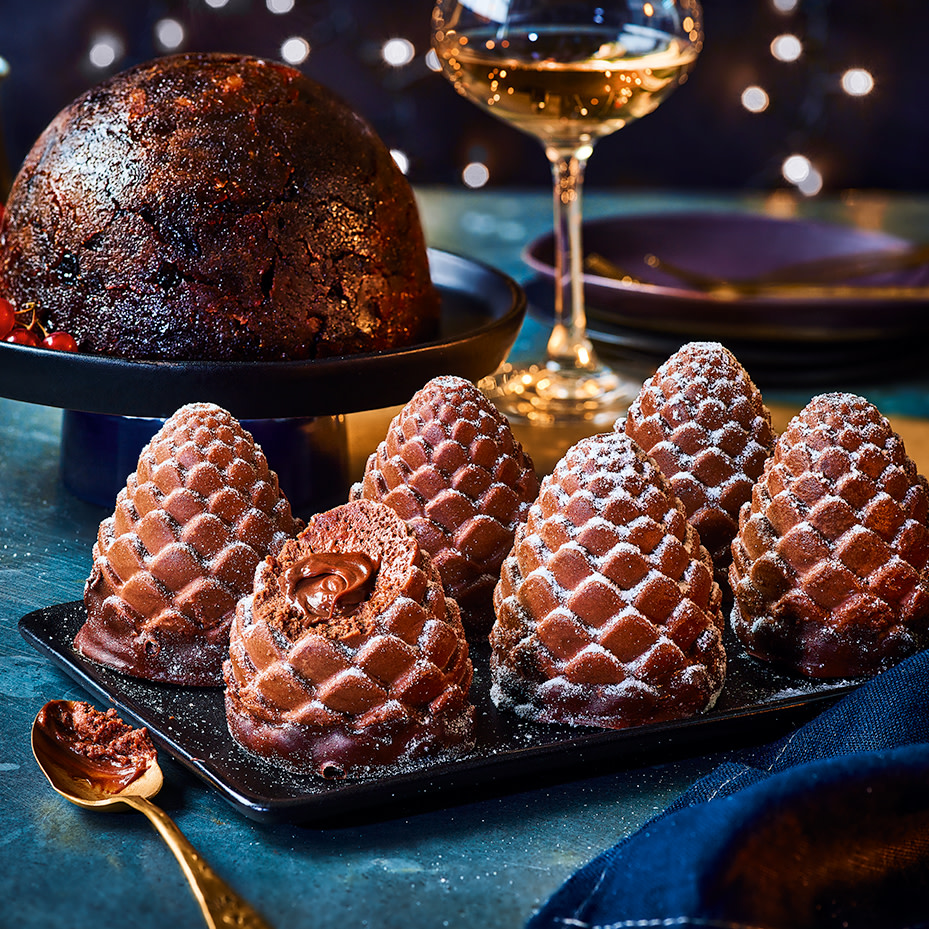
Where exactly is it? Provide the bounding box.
[782,153,811,184]
[797,167,823,196]
[155,18,185,51]
[771,33,803,62]
[382,38,415,67]
[88,34,123,69]
[390,150,410,174]
[741,85,770,113]
[462,162,490,188]
[281,36,310,64]
[841,68,874,96]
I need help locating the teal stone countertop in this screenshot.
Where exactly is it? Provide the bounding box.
[3,188,929,928]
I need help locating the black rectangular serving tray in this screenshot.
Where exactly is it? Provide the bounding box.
[20,601,856,825]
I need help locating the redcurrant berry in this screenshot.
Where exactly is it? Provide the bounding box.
[0,298,15,340]
[6,327,40,346]
[42,331,78,352]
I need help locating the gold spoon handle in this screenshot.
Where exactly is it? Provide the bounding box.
[126,796,271,929]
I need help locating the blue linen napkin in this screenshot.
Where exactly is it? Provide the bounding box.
[528,649,929,929]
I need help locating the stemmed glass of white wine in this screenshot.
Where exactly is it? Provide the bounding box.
[432,0,703,425]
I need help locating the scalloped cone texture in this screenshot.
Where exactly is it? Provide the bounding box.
[730,392,929,678]
[75,403,301,685]
[224,499,475,777]
[622,341,775,581]
[353,375,539,632]
[490,430,726,730]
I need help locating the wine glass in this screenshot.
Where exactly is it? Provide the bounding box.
[432,0,703,425]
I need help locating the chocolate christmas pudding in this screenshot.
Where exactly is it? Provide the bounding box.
[75,402,301,685]
[490,430,726,730]
[0,53,438,361]
[352,375,539,633]
[224,498,475,778]
[730,392,929,679]
[621,341,775,585]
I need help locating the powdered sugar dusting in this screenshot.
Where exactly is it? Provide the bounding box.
[623,341,775,572]
[730,391,929,678]
[489,430,726,731]
[352,375,539,631]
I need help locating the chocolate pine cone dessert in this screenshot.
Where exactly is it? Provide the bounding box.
[75,403,301,685]
[224,498,475,778]
[352,375,540,633]
[490,431,726,730]
[0,53,438,361]
[730,392,929,679]
[621,341,775,584]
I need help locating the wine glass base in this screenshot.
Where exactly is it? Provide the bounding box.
[479,361,640,427]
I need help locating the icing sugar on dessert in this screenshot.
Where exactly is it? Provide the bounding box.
[621,341,775,584]
[352,375,539,633]
[224,498,475,778]
[730,391,929,678]
[75,402,301,686]
[490,430,726,730]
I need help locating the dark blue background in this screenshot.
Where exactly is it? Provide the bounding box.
[0,0,920,197]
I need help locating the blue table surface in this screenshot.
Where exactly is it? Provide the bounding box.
[3,187,929,928]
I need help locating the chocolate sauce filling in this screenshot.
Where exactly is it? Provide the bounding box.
[34,700,156,793]
[280,552,379,621]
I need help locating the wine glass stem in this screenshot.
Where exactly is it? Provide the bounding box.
[545,145,598,373]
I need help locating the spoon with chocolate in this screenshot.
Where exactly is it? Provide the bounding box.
[31,699,271,929]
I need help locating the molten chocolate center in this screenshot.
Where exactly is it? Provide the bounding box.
[281,552,379,620]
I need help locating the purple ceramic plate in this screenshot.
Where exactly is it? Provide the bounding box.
[525,212,929,342]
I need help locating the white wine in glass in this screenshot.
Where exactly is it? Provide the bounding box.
[432,0,703,425]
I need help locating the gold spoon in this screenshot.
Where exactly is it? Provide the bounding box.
[32,701,271,929]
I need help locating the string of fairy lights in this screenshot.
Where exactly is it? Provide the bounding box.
[65,0,877,196]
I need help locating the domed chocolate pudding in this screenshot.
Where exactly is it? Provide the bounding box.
[0,53,438,361]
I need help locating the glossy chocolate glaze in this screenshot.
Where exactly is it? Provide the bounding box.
[34,700,156,793]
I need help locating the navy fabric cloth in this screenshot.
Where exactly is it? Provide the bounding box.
[529,650,929,929]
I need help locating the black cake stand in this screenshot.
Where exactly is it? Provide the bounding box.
[0,250,526,514]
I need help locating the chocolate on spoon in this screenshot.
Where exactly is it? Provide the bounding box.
[31,700,271,929]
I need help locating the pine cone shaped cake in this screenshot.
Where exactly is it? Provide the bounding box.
[75,403,301,685]
[352,375,539,633]
[224,498,475,778]
[490,431,726,730]
[730,392,929,679]
[621,341,775,581]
